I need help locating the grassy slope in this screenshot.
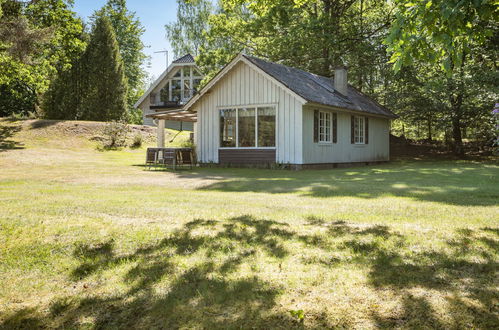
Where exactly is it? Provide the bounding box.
[0,118,498,329]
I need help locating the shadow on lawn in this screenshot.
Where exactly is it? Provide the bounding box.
[1,216,497,328]
[0,121,24,152]
[176,162,499,206]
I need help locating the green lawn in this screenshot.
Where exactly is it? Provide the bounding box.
[0,118,498,329]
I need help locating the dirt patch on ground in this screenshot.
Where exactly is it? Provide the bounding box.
[24,119,158,144]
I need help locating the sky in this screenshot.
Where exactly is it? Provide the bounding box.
[72,0,179,80]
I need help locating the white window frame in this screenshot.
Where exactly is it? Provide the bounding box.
[318,111,333,144]
[157,66,203,104]
[354,115,365,144]
[219,104,277,149]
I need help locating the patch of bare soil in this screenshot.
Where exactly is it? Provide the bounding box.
[24,119,157,143]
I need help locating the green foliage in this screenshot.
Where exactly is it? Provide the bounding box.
[94,0,147,112]
[44,15,128,122]
[386,0,498,74]
[130,132,143,148]
[289,309,305,322]
[165,0,213,58]
[79,15,128,121]
[385,0,498,155]
[101,119,129,149]
[0,0,86,118]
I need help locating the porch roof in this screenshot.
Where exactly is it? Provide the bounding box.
[146,108,197,122]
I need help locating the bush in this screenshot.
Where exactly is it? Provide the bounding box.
[101,120,129,149]
[130,133,142,148]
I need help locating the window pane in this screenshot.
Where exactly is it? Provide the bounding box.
[182,67,190,77]
[319,111,331,142]
[354,116,364,144]
[238,108,256,147]
[173,69,181,77]
[193,79,202,92]
[183,80,191,99]
[220,109,236,147]
[193,68,202,77]
[160,82,170,103]
[171,79,181,102]
[258,107,275,147]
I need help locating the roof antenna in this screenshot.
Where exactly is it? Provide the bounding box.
[154,50,169,69]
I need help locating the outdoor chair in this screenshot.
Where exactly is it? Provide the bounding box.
[145,148,159,170]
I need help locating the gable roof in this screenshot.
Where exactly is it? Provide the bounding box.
[134,54,198,108]
[243,55,397,118]
[172,53,195,63]
[183,53,396,119]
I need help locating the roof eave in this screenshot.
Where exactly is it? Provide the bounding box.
[305,101,398,119]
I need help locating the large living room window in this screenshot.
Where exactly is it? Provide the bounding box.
[220,105,276,148]
[220,109,236,147]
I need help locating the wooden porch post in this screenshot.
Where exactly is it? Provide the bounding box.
[157,119,165,148]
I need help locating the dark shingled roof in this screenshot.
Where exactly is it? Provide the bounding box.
[243,54,397,118]
[172,53,195,64]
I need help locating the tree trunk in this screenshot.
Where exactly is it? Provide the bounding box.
[451,115,464,156]
[427,117,432,141]
[448,54,466,157]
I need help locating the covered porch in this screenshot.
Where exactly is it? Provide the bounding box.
[146,109,197,148]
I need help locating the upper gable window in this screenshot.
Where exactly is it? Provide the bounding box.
[155,66,203,104]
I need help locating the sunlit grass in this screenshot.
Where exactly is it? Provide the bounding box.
[0,118,498,328]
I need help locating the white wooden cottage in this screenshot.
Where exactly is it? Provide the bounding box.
[134,54,203,130]
[148,53,397,168]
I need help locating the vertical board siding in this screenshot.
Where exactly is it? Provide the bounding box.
[301,106,390,163]
[195,61,304,164]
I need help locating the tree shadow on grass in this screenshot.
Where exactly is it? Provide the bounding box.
[29,119,62,130]
[0,121,23,152]
[1,216,497,328]
[176,162,499,206]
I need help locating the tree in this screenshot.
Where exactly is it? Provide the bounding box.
[0,0,86,117]
[385,0,498,155]
[165,0,213,58]
[93,0,147,113]
[79,15,128,121]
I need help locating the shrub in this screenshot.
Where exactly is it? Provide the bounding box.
[101,120,129,149]
[130,133,142,148]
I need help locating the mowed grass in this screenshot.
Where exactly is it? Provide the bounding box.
[0,118,498,329]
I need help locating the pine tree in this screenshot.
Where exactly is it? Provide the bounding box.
[80,15,127,121]
[43,57,83,120]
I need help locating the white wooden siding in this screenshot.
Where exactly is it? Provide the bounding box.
[194,61,304,164]
[302,106,390,163]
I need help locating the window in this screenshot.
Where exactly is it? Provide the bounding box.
[238,108,256,147]
[171,79,181,102]
[220,109,236,147]
[354,116,365,144]
[319,111,332,143]
[160,82,170,103]
[258,107,276,147]
[183,80,191,99]
[219,105,276,148]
